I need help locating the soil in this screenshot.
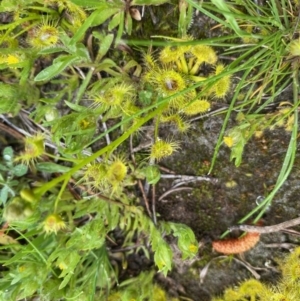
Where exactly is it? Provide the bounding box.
[154,113,300,300]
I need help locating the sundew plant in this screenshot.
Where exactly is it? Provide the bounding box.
[0,0,300,300]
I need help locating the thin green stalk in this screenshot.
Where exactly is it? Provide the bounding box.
[74,67,94,105]
[189,0,283,30]
[54,176,70,212]
[154,113,160,142]
[280,0,289,29]
[126,35,240,48]
[10,226,58,277]
[208,68,252,174]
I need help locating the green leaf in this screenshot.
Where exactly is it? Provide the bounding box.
[64,100,88,112]
[34,55,80,82]
[169,223,198,259]
[210,0,245,36]
[69,10,98,45]
[230,140,245,167]
[153,241,173,276]
[70,0,106,6]
[36,162,71,173]
[90,8,121,26]
[3,146,13,161]
[38,46,67,55]
[59,31,76,53]
[66,218,105,250]
[0,0,21,11]
[125,12,132,35]
[108,12,121,31]
[0,186,9,204]
[142,165,161,184]
[132,0,170,5]
[69,6,119,45]
[12,164,28,177]
[97,58,118,72]
[0,83,21,115]
[75,43,91,61]
[58,251,81,289]
[0,163,8,172]
[93,33,114,61]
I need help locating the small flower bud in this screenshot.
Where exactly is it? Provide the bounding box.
[28,23,59,49]
[15,133,45,166]
[43,214,66,235]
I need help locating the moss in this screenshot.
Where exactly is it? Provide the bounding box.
[212,247,300,301]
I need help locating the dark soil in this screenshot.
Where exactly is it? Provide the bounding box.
[154,112,300,300]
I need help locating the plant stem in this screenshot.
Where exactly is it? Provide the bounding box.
[74,67,94,105]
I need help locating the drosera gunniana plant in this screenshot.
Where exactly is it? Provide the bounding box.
[141,35,232,161]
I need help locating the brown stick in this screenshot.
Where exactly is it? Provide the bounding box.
[229,217,300,234]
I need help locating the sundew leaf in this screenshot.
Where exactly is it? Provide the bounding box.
[0,163,8,171]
